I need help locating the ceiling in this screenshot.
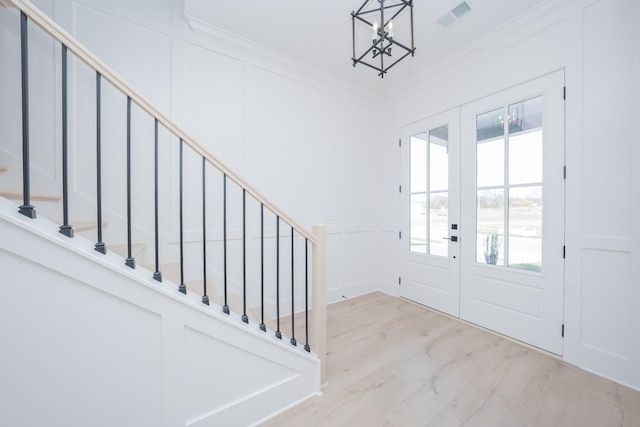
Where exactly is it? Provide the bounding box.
[184,0,547,86]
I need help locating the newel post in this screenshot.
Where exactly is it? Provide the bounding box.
[311,224,327,385]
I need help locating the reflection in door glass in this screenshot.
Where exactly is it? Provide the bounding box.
[409,126,449,257]
[475,96,543,272]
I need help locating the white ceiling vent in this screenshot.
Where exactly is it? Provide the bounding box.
[437,1,472,29]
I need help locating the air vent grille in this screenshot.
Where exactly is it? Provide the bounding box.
[451,2,471,18]
[437,1,472,29]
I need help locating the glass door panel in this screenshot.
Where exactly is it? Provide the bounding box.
[409,125,450,257]
[410,133,427,253]
[474,96,544,272]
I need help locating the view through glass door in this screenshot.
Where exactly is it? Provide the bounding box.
[401,71,565,354]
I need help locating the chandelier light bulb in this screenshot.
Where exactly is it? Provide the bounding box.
[387,20,394,38]
[372,20,379,42]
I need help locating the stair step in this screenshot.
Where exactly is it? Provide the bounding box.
[109,243,146,259]
[279,311,309,342]
[145,263,277,331]
[0,191,61,202]
[71,221,109,233]
[185,279,223,304]
[248,306,278,332]
[142,262,181,284]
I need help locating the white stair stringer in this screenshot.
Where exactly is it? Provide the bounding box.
[0,197,320,427]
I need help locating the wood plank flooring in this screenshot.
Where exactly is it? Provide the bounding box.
[262,292,640,427]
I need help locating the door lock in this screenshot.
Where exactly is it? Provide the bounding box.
[443,236,458,242]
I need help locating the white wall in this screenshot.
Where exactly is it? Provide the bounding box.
[563,0,640,391]
[0,197,320,426]
[382,0,640,391]
[2,0,638,395]
[0,0,384,309]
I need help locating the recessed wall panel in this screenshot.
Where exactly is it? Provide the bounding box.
[74,0,172,29]
[305,85,346,225]
[582,0,633,239]
[346,100,377,226]
[580,248,631,359]
[183,42,246,175]
[183,326,299,424]
[346,231,376,287]
[0,250,163,426]
[73,3,172,113]
[251,68,301,219]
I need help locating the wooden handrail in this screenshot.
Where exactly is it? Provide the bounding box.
[1,0,316,245]
[3,0,327,376]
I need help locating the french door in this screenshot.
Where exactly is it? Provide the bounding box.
[400,108,461,317]
[401,71,565,354]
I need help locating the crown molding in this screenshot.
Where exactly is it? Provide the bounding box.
[185,14,379,106]
[382,0,573,101]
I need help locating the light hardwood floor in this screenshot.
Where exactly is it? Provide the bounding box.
[262,292,640,427]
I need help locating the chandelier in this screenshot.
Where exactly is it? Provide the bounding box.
[351,0,415,78]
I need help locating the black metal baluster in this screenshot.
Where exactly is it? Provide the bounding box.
[241,189,249,323]
[152,119,161,281]
[202,157,209,305]
[124,97,134,268]
[94,72,106,254]
[59,44,73,237]
[18,12,35,219]
[259,204,266,332]
[275,216,282,339]
[178,140,186,294]
[290,227,296,346]
[222,174,229,314]
[304,238,310,352]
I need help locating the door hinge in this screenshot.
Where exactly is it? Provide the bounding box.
[564,166,566,179]
[399,231,402,239]
[563,86,566,100]
[399,185,402,193]
[561,324,565,337]
[563,246,566,259]
[399,138,402,147]
[399,276,402,285]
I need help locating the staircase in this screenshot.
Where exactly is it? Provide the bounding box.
[0,0,327,425]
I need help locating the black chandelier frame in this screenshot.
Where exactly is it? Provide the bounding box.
[351,0,415,78]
